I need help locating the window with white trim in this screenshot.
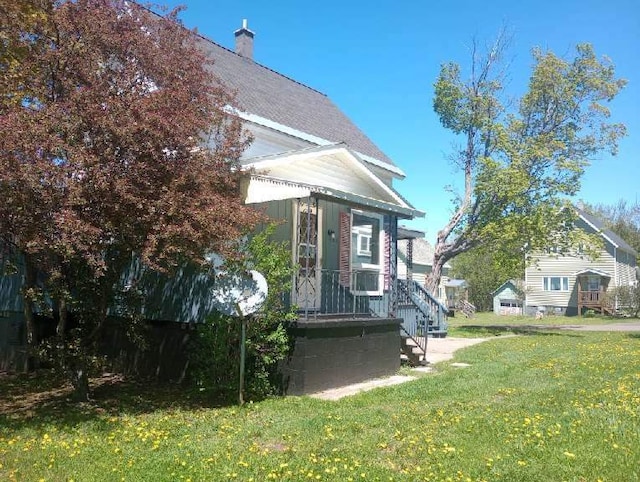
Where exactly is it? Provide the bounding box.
[353,225,372,256]
[543,276,569,292]
[350,211,383,295]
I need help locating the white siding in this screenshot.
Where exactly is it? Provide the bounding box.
[397,258,427,286]
[368,164,395,187]
[241,123,313,160]
[526,247,615,309]
[262,155,394,203]
[616,249,638,287]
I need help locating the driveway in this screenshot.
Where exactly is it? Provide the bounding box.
[555,322,640,332]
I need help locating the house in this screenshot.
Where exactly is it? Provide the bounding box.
[525,208,638,316]
[207,23,434,391]
[0,20,435,392]
[492,280,524,315]
[397,235,451,302]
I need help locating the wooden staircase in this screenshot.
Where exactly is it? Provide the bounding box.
[457,300,477,318]
[401,336,427,366]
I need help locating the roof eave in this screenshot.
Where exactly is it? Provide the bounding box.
[230,108,406,178]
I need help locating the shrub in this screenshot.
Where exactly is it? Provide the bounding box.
[612,284,640,317]
[189,225,296,401]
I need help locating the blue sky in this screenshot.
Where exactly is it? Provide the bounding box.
[164,0,639,242]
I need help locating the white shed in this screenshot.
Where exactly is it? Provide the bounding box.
[492,280,524,315]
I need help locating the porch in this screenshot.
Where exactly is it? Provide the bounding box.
[242,146,446,391]
[575,268,613,315]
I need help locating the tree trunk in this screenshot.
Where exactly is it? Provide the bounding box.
[22,254,38,372]
[69,365,90,402]
[56,296,67,338]
[426,249,447,295]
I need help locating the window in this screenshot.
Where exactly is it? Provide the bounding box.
[543,276,569,292]
[354,226,372,256]
[586,275,600,292]
[351,211,383,294]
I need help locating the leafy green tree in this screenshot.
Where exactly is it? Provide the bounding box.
[610,285,640,318]
[0,0,259,400]
[426,32,626,294]
[450,244,524,311]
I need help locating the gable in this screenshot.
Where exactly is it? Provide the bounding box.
[241,122,314,159]
[245,146,408,208]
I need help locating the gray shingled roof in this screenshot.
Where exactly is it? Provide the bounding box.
[397,238,451,268]
[196,34,396,168]
[577,207,637,256]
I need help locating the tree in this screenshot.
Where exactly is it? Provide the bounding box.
[450,244,524,311]
[0,0,260,399]
[426,32,626,294]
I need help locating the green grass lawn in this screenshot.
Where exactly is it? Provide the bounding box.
[2,331,639,481]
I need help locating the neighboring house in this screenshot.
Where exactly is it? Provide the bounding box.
[397,235,470,314]
[492,280,524,315]
[397,236,452,304]
[525,208,638,316]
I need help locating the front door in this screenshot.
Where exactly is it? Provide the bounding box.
[293,198,322,312]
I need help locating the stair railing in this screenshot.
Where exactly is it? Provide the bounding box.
[397,279,449,355]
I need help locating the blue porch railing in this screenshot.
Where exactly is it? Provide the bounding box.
[396,279,448,357]
[295,269,389,320]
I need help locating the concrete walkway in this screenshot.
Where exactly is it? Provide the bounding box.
[311,336,495,401]
[310,322,640,401]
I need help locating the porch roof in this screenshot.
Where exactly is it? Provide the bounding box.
[244,144,409,201]
[244,175,423,218]
[397,226,425,240]
[445,279,467,288]
[572,268,612,278]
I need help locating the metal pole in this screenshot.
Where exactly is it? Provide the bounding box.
[235,303,245,406]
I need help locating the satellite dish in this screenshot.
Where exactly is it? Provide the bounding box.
[211,269,268,317]
[209,268,268,406]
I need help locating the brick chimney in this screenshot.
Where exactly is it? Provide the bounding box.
[234,19,254,59]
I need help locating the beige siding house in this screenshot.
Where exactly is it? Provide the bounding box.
[525,209,638,316]
[397,236,451,304]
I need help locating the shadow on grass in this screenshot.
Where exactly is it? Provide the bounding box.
[0,370,237,431]
[453,325,585,337]
[627,333,640,340]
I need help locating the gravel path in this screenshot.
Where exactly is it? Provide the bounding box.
[555,322,640,332]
